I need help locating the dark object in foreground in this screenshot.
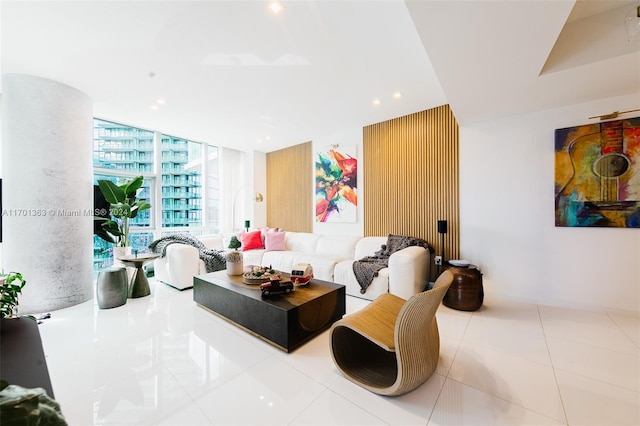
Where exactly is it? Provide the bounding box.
[0,317,55,398]
[0,381,67,425]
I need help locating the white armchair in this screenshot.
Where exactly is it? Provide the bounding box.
[154,235,224,290]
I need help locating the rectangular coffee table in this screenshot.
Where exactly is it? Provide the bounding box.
[193,270,346,352]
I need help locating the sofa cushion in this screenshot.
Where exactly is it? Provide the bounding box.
[334,259,389,301]
[354,236,386,259]
[292,253,347,281]
[240,230,264,250]
[315,235,361,258]
[265,231,286,251]
[242,249,267,267]
[285,232,321,253]
[262,250,346,282]
[199,235,224,250]
[261,251,298,273]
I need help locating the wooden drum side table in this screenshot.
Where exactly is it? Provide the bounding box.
[441,263,483,311]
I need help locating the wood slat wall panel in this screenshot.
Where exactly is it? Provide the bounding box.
[363,105,459,273]
[266,142,312,232]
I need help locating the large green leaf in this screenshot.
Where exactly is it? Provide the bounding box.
[129,201,151,219]
[101,220,124,236]
[98,180,125,204]
[95,228,116,244]
[94,217,117,243]
[109,202,131,219]
[122,175,143,196]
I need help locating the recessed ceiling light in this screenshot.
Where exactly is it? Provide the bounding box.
[157,98,166,105]
[257,139,263,143]
[269,1,284,13]
[266,136,271,140]
[150,105,159,110]
[393,92,402,99]
[373,99,381,106]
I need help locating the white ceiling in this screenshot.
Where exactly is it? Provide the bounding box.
[2,0,639,153]
[407,0,640,125]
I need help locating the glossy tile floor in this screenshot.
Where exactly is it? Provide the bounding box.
[38,278,640,425]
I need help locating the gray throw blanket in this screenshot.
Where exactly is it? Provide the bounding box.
[149,234,226,273]
[353,234,432,294]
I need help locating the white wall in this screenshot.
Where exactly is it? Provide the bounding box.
[220,147,267,234]
[312,127,364,236]
[460,93,640,315]
[219,147,244,233]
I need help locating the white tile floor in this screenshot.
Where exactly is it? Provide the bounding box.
[37,278,640,425]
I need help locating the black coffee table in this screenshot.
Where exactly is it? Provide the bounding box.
[194,270,346,352]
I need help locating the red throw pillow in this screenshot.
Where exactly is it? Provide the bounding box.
[240,230,264,251]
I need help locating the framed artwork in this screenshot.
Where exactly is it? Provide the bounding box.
[554,116,640,227]
[315,145,357,223]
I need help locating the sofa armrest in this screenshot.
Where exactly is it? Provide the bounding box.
[388,246,429,299]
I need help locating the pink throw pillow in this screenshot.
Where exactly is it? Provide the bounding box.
[265,231,286,251]
[240,230,264,251]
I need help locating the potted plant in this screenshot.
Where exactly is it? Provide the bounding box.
[0,271,26,319]
[95,175,151,248]
[226,236,243,275]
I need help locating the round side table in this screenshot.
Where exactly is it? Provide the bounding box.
[442,263,484,311]
[117,254,159,298]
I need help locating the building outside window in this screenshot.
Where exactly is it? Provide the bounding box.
[92,118,219,273]
[160,135,202,228]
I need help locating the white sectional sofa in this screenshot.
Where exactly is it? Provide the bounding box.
[153,232,431,301]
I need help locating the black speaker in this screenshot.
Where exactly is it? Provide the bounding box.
[437,220,448,234]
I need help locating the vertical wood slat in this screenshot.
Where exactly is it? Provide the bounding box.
[266,142,312,232]
[363,105,459,277]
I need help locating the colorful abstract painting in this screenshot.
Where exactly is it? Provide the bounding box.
[315,146,357,223]
[555,116,640,227]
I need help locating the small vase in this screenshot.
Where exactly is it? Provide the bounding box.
[226,251,243,275]
[112,246,134,281]
[112,246,132,266]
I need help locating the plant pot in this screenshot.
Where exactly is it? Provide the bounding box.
[112,246,134,281]
[226,251,243,276]
[112,246,132,267]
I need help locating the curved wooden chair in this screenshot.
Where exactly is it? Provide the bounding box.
[329,270,454,396]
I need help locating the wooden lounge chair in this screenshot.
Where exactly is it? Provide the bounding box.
[329,270,454,396]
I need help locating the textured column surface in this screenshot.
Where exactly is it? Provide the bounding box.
[2,74,94,313]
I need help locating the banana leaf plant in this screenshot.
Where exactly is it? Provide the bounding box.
[94,175,151,247]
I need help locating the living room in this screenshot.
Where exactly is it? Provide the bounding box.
[1,1,639,425]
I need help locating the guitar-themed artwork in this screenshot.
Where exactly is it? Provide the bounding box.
[555,116,640,228]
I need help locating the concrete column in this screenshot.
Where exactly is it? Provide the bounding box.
[2,74,94,314]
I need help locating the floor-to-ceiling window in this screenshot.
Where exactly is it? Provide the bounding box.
[93,118,219,272]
